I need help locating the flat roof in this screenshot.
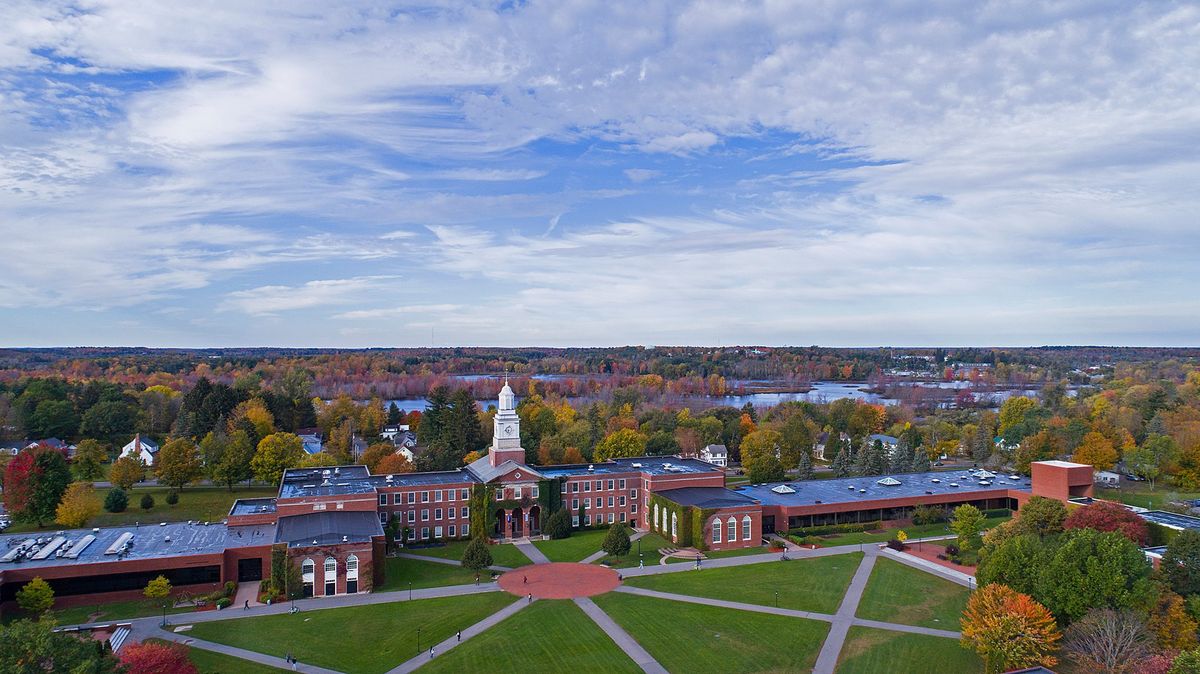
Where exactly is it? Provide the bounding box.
[1036,460,1089,468]
[275,511,383,548]
[736,470,1031,508]
[1139,510,1200,531]
[230,498,277,516]
[655,487,759,509]
[0,521,275,571]
[539,456,722,479]
[278,465,479,499]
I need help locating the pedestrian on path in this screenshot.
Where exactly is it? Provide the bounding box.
[475,572,480,584]
[527,593,532,603]
[244,599,250,610]
[522,575,527,584]
[430,646,436,659]
[456,631,461,642]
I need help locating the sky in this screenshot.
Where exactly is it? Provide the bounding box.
[1,1,1198,348]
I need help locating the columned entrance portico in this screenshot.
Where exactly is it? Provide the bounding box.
[493,506,542,540]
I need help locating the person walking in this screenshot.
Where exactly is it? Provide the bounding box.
[456,631,461,642]
[244,599,250,610]
[430,646,436,659]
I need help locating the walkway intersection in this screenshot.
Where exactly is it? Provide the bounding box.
[104,536,972,674]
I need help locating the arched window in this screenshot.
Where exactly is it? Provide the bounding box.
[671,512,678,539]
[323,557,337,596]
[346,554,360,594]
[712,518,722,544]
[653,504,660,531]
[324,557,337,574]
[301,558,315,579]
[742,515,752,541]
[727,516,737,542]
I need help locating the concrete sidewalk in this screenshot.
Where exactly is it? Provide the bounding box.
[152,626,341,674]
[813,549,878,674]
[515,540,551,565]
[574,596,668,674]
[880,546,976,588]
[387,597,533,673]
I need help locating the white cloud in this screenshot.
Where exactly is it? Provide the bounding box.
[220,276,398,316]
[623,169,661,183]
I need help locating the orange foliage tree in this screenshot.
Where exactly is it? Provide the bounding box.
[961,583,1061,674]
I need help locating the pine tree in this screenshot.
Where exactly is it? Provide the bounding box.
[461,536,493,570]
[912,446,932,472]
[602,523,632,556]
[544,508,572,539]
[387,402,402,425]
[851,440,873,476]
[832,444,853,477]
[867,439,889,476]
[890,445,912,474]
[796,448,814,480]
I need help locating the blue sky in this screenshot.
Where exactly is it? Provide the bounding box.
[1,1,1198,347]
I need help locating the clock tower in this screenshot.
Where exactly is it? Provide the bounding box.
[489,376,526,467]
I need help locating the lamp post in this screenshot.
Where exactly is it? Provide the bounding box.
[408,581,412,601]
[416,627,422,655]
[161,602,167,628]
[774,591,779,608]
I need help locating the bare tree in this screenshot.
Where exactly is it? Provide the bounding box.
[1062,608,1153,674]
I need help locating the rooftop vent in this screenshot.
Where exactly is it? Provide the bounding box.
[587,465,594,472]
[771,485,796,494]
[858,489,867,493]
[322,470,331,477]
[978,480,992,486]
[931,478,941,483]
[342,535,348,543]
[386,475,394,482]
[949,483,959,488]
[631,463,642,468]
[876,477,901,486]
[1009,475,1021,480]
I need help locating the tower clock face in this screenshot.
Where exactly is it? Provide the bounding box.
[504,424,514,436]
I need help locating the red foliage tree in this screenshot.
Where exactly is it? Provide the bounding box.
[118,641,198,674]
[1063,500,1149,546]
[2,447,37,516]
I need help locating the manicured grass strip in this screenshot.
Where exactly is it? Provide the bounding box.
[5,486,278,533]
[593,591,829,674]
[533,528,608,562]
[49,598,196,625]
[809,515,1009,547]
[188,592,516,674]
[378,556,492,592]
[145,639,285,674]
[700,545,770,560]
[597,532,674,568]
[855,557,969,629]
[422,599,639,674]
[1096,485,1200,510]
[625,552,862,614]
[835,626,982,674]
[405,539,530,568]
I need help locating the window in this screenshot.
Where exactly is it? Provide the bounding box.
[631,503,638,514]
[378,494,387,506]
[572,516,580,527]
[561,482,568,494]
[727,517,737,543]
[594,497,602,508]
[434,508,442,519]
[532,485,539,498]
[571,482,579,493]
[407,529,416,541]
[434,490,443,502]
[514,486,522,499]
[421,491,429,503]
[584,514,591,526]
[583,482,590,492]
[653,504,659,530]
[393,493,402,505]
[631,489,638,499]
[572,498,579,509]
[378,512,387,524]
[435,526,443,538]
[346,554,359,594]
[619,479,626,489]
[421,527,430,539]
[301,558,315,579]
[713,519,722,543]
[594,480,602,491]
[495,490,504,501]
[460,488,469,500]
[620,512,627,522]
[449,507,456,520]
[449,525,456,537]
[607,480,614,490]
[608,513,615,524]
[407,492,416,504]
[421,509,429,521]
[607,497,614,507]
[619,496,626,507]
[407,510,415,523]
[671,512,677,538]
[448,489,455,502]
[324,557,337,596]
[742,515,752,541]
[461,506,469,518]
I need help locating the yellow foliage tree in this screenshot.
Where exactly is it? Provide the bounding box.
[961,583,1061,674]
[1148,587,1199,651]
[55,482,99,529]
[228,397,275,438]
[1072,431,1118,471]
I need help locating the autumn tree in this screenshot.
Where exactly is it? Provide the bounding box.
[72,439,107,481]
[360,442,397,472]
[1163,530,1200,597]
[1062,608,1153,674]
[55,482,99,529]
[15,577,54,616]
[1073,431,1118,470]
[155,438,202,492]
[960,583,1060,674]
[228,397,275,440]
[594,428,648,461]
[376,453,415,475]
[213,429,255,490]
[1013,495,1067,538]
[144,575,171,604]
[0,618,122,673]
[3,445,71,527]
[1126,434,1177,490]
[118,641,198,674]
[951,504,986,553]
[251,432,304,485]
[1148,586,1199,652]
[461,536,493,570]
[108,455,146,491]
[1063,500,1149,545]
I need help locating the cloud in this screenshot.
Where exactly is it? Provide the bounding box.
[220,276,398,316]
[431,168,547,181]
[623,169,661,183]
[335,304,461,320]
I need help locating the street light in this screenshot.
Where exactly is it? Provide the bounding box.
[774,591,779,608]
[408,581,412,601]
[416,627,422,655]
[161,602,167,628]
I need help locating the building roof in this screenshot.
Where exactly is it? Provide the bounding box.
[702,444,728,456]
[229,498,277,516]
[274,511,383,548]
[655,487,759,509]
[1037,460,1088,468]
[538,456,722,479]
[278,465,376,499]
[736,469,1031,508]
[466,455,542,483]
[868,434,899,445]
[1138,510,1200,531]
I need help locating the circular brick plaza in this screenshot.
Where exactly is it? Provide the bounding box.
[498,563,621,599]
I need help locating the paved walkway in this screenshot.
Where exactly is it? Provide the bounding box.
[881,546,976,588]
[514,540,552,565]
[233,580,263,608]
[387,597,534,673]
[153,626,341,674]
[394,551,513,572]
[813,549,879,674]
[574,596,668,674]
[580,530,647,564]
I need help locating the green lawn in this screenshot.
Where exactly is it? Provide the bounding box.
[404,539,531,568]
[532,528,608,562]
[835,626,981,674]
[596,532,674,568]
[49,598,197,626]
[378,556,492,592]
[855,557,969,629]
[4,485,277,533]
[1096,485,1200,510]
[145,639,284,674]
[625,552,863,614]
[593,591,829,673]
[807,515,1010,547]
[187,593,516,674]
[423,599,639,673]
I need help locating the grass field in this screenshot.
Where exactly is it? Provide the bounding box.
[404,539,532,568]
[378,556,492,592]
[625,552,863,614]
[533,528,608,562]
[596,532,673,568]
[187,593,516,674]
[855,557,969,629]
[5,485,277,533]
[593,591,829,673]
[808,515,1010,547]
[422,599,639,673]
[1096,484,1200,510]
[49,597,197,625]
[835,626,981,674]
[144,639,285,674]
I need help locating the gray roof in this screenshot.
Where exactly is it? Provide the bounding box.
[229,498,277,516]
[539,456,722,479]
[737,469,1031,507]
[1139,510,1200,531]
[275,511,383,548]
[702,444,728,456]
[655,487,759,509]
[466,455,542,483]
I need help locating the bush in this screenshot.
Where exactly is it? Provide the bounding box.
[945,544,960,556]
[461,536,493,570]
[215,597,232,609]
[912,504,946,526]
[886,539,907,551]
[788,521,882,538]
[223,581,237,597]
[165,491,179,506]
[602,523,632,556]
[140,493,155,511]
[104,487,128,513]
[544,508,572,540]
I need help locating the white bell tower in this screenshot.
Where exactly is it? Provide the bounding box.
[489,374,525,466]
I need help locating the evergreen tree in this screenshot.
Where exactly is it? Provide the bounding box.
[104,487,128,513]
[912,446,932,472]
[796,448,814,480]
[387,402,402,425]
[417,386,452,450]
[972,422,994,463]
[890,445,912,474]
[867,439,889,476]
[602,523,632,556]
[832,443,853,477]
[461,536,493,570]
[544,508,572,539]
[851,440,873,476]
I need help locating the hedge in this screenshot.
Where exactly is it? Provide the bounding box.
[787,521,882,538]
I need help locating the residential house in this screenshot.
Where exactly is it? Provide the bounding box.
[120,434,159,465]
[700,444,728,467]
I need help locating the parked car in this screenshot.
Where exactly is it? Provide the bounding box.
[1125,474,1145,481]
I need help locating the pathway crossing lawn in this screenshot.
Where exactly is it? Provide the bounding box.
[624,552,863,614]
[532,528,608,562]
[596,532,673,568]
[835,626,982,674]
[404,540,530,568]
[378,556,488,591]
[593,591,829,674]
[145,640,285,674]
[187,592,516,674]
[422,599,639,674]
[855,558,969,629]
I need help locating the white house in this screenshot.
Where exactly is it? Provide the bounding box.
[120,434,159,465]
[1094,470,1121,486]
[700,444,728,467]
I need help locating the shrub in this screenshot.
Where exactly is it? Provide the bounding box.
[461,536,493,570]
[104,487,128,513]
[119,641,198,674]
[788,521,882,537]
[912,504,946,526]
[140,493,155,511]
[165,491,179,506]
[886,539,906,551]
[16,577,54,615]
[945,544,960,556]
[223,581,237,597]
[215,597,232,609]
[544,508,572,539]
[602,523,632,556]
